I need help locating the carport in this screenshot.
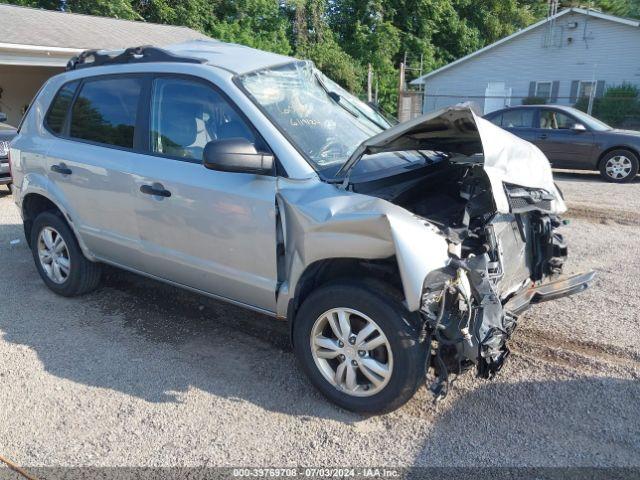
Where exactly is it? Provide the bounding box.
[0,3,209,127]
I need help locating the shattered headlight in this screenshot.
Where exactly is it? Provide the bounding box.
[504,184,555,213]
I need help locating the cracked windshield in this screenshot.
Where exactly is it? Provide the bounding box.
[240,61,390,173]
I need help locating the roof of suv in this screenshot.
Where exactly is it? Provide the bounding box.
[162,40,297,75]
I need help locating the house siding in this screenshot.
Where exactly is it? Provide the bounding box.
[421,12,640,113]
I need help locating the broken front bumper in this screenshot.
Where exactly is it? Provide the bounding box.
[504,270,596,315]
[422,268,596,396]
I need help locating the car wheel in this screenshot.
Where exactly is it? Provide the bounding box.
[293,281,426,413]
[30,211,101,296]
[599,150,639,183]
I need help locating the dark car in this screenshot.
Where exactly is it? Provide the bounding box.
[0,112,17,192]
[485,105,640,183]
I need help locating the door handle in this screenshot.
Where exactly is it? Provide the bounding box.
[51,164,72,175]
[140,184,171,198]
[538,133,548,139]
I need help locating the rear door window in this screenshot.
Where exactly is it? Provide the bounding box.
[69,77,143,148]
[487,113,502,127]
[45,81,79,134]
[499,109,535,128]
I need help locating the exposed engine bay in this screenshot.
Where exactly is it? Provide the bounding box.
[352,158,574,399]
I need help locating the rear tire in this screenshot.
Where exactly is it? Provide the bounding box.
[293,281,426,414]
[599,149,639,183]
[30,211,101,296]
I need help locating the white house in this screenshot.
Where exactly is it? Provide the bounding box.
[411,8,640,115]
[0,4,209,126]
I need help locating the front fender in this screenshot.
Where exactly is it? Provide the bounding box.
[275,178,450,317]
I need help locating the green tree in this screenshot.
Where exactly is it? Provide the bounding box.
[286,0,362,91]
[454,0,537,45]
[207,0,291,54]
[0,0,60,8]
[132,0,215,32]
[327,0,420,112]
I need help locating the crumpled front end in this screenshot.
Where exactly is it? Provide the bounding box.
[417,198,572,396]
[333,104,593,398]
[420,213,594,399]
[279,105,593,400]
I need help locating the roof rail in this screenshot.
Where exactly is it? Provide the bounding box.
[66,45,207,71]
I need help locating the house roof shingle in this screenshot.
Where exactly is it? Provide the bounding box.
[0,4,209,50]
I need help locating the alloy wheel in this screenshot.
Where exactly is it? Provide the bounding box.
[605,155,633,180]
[37,226,71,284]
[310,307,393,397]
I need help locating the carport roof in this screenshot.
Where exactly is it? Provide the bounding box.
[0,4,209,53]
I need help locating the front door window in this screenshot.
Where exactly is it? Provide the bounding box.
[149,77,264,162]
[539,110,578,130]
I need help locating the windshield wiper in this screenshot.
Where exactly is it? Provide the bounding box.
[327,91,360,120]
[328,91,389,130]
[315,73,389,130]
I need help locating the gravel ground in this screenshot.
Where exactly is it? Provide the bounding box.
[554,170,640,221]
[0,175,639,470]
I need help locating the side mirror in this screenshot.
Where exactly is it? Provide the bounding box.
[572,123,587,132]
[203,138,274,175]
[0,112,7,123]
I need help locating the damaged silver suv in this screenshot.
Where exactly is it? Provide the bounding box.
[10,41,594,413]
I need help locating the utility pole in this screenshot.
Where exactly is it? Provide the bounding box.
[375,78,379,104]
[587,63,598,115]
[397,61,405,118]
[367,63,373,103]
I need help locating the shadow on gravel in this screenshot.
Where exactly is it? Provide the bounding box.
[413,377,640,467]
[0,239,356,421]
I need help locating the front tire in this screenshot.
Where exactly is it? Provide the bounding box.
[293,282,426,413]
[599,149,639,183]
[30,211,101,296]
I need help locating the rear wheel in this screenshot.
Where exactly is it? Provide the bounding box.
[293,282,426,413]
[599,149,639,183]
[30,211,101,296]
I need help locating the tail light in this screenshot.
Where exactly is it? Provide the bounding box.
[7,148,12,178]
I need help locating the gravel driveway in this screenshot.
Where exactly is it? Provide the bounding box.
[0,173,639,470]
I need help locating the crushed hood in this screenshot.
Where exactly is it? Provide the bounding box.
[338,104,566,214]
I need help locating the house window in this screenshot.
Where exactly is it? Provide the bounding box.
[578,81,595,99]
[535,82,552,101]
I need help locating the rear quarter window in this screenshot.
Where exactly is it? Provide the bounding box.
[44,81,79,134]
[69,77,143,149]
